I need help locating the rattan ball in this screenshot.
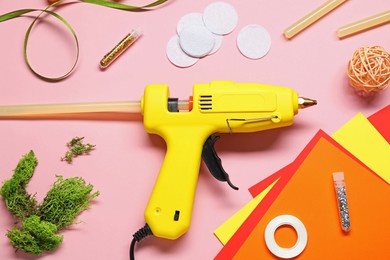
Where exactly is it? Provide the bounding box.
[347,46,390,95]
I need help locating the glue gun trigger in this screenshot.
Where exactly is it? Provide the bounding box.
[202,135,239,190]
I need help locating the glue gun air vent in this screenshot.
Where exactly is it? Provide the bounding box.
[199,95,213,111]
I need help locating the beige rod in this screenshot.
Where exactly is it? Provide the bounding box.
[284,0,348,39]
[0,101,142,116]
[337,10,390,38]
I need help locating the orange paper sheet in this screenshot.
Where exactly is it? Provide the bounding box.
[215,131,326,258]
[216,131,390,259]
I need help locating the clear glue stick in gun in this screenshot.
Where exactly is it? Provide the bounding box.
[333,172,351,232]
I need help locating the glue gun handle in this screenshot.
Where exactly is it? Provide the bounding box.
[144,130,207,239]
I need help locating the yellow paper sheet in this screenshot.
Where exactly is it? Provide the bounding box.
[213,179,278,245]
[332,112,390,183]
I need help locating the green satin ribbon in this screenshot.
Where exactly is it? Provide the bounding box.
[79,0,169,10]
[0,0,169,81]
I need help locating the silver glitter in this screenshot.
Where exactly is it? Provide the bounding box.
[333,172,351,232]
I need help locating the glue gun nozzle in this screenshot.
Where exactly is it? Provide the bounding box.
[298,97,317,109]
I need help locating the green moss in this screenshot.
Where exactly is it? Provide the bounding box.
[0,151,38,219]
[1,151,99,255]
[22,215,63,251]
[7,226,42,255]
[61,137,95,163]
[7,215,63,255]
[11,150,38,185]
[38,176,99,230]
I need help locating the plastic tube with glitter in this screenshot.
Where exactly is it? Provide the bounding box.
[99,28,142,69]
[333,172,350,232]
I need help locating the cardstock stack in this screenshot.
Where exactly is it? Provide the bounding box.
[214,105,390,259]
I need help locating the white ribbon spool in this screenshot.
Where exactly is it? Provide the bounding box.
[264,215,308,259]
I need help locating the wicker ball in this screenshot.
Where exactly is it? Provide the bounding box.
[347,46,390,94]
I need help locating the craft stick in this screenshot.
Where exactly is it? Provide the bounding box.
[0,101,141,116]
[337,10,390,38]
[284,0,348,39]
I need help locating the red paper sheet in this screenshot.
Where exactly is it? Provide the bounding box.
[367,104,390,142]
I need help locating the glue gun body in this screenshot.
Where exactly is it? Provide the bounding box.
[141,81,313,240]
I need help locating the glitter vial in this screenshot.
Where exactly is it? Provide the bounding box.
[99,28,142,69]
[333,172,351,232]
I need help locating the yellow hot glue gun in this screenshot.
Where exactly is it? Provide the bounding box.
[141,81,316,240]
[0,80,316,255]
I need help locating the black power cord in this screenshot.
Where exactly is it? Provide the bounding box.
[130,223,153,260]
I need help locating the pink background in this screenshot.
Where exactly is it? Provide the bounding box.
[0,0,389,259]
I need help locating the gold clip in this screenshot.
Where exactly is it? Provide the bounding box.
[226,115,278,134]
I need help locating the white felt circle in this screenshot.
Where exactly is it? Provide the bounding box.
[208,34,223,55]
[203,2,238,35]
[179,25,215,58]
[237,24,271,59]
[264,215,308,259]
[177,12,204,35]
[166,35,199,68]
